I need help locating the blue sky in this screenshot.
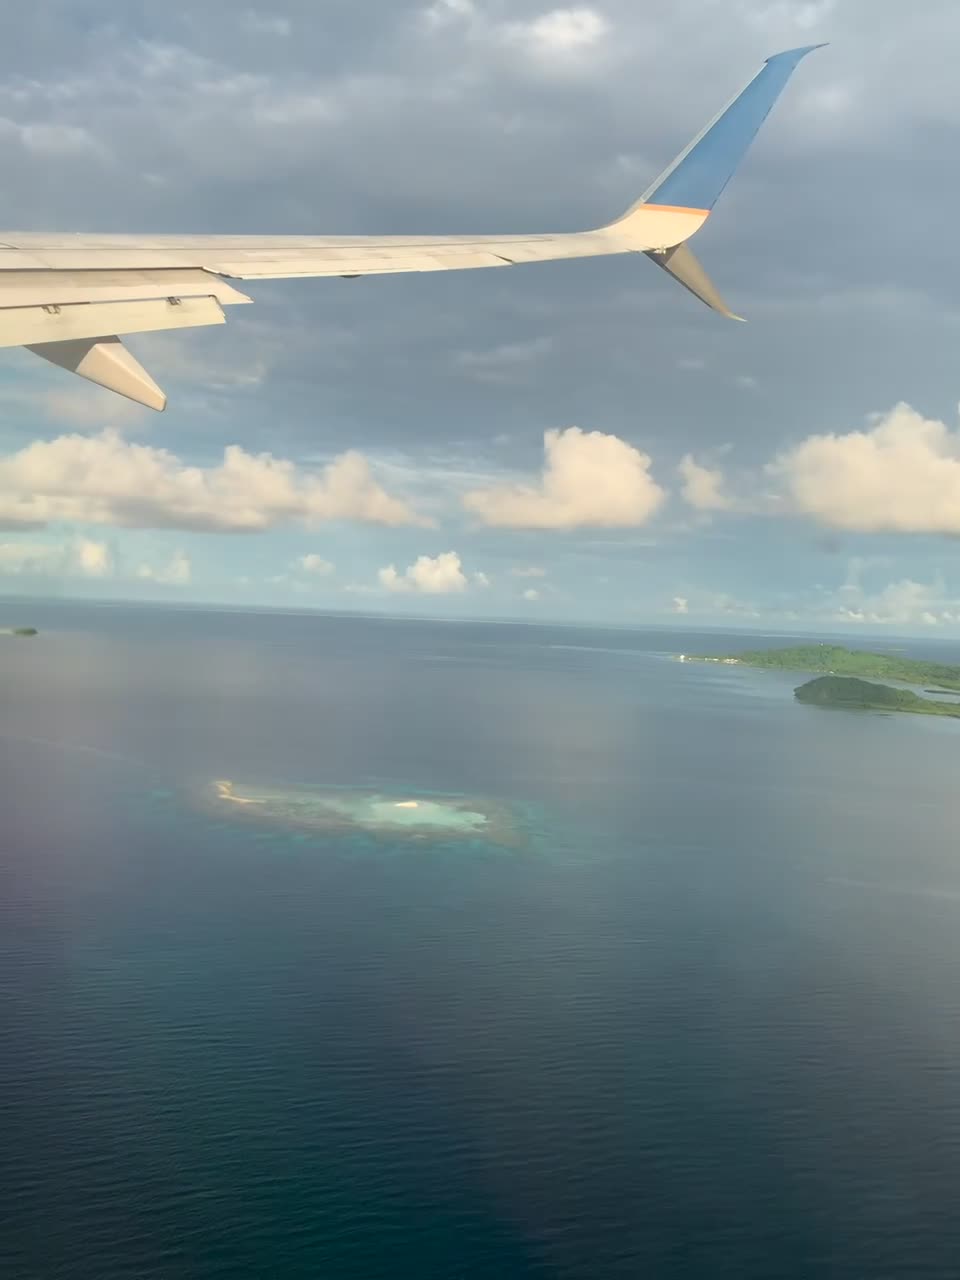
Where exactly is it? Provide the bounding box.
[2,0,960,633]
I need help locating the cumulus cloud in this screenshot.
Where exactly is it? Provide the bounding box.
[0,430,427,533]
[473,570,491,587]
[678,455,734,512]
[772,402,960,533]
[379,551,468,594]
[464,427,666,530]
[298,553,334,575]
[834,576,948,626]
[522,587,541,601]
[671,596,689,614]
[136,550,191,586]
[0,537,112,578]
[74,538,113,578]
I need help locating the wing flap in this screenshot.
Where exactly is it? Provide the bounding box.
[0,295,226,348]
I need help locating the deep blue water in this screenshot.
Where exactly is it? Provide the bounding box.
[3,603,960,1278]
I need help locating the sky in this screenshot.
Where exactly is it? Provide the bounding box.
[1,0,960,633]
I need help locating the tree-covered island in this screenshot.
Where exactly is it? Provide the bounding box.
[678,644,960,720]
[681,643,960,691]
[794,676,960,717]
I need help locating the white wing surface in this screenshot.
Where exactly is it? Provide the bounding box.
[0,47,822,409]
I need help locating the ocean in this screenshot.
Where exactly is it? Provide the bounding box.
[3,602,960,1279]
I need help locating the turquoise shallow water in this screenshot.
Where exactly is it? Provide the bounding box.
[3,604,960,1278]
[205,781,500,837]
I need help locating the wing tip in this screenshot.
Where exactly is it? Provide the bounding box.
[765,43,828,66]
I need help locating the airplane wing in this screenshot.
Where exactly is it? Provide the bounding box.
[0,45,822,410]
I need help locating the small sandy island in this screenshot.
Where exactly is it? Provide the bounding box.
[199,779,520,845]
[214,780,264,806]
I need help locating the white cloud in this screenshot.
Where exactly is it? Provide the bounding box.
[379,551,468,594]
[464,427,666,529]
[510,565,547,578]
[298,553,334,575]
[834,576,949,626]
[501,7,610,63]
[0,537,112,578]
[678,455,734,512]
[422,1,609,75]
[473,570,491,587]
[664,589,761,620]
[74,538,113,578]
[772,402,960,533]
[522,587,541,601]
[136,550,191,586]
[0,430,427,533]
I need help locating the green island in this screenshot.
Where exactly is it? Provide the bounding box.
[681,643,960,691]
[1,627,38,637]
[794,676,960,717]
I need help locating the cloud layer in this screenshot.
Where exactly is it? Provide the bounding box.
[0,430,426,533]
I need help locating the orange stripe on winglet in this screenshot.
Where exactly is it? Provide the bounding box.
[641,204,711,217]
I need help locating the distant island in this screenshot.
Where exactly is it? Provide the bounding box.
[1,627,37,637]
[681,643,960,691]
[795,676,960,717]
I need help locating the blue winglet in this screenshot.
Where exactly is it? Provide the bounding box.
[641,44,826,212]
